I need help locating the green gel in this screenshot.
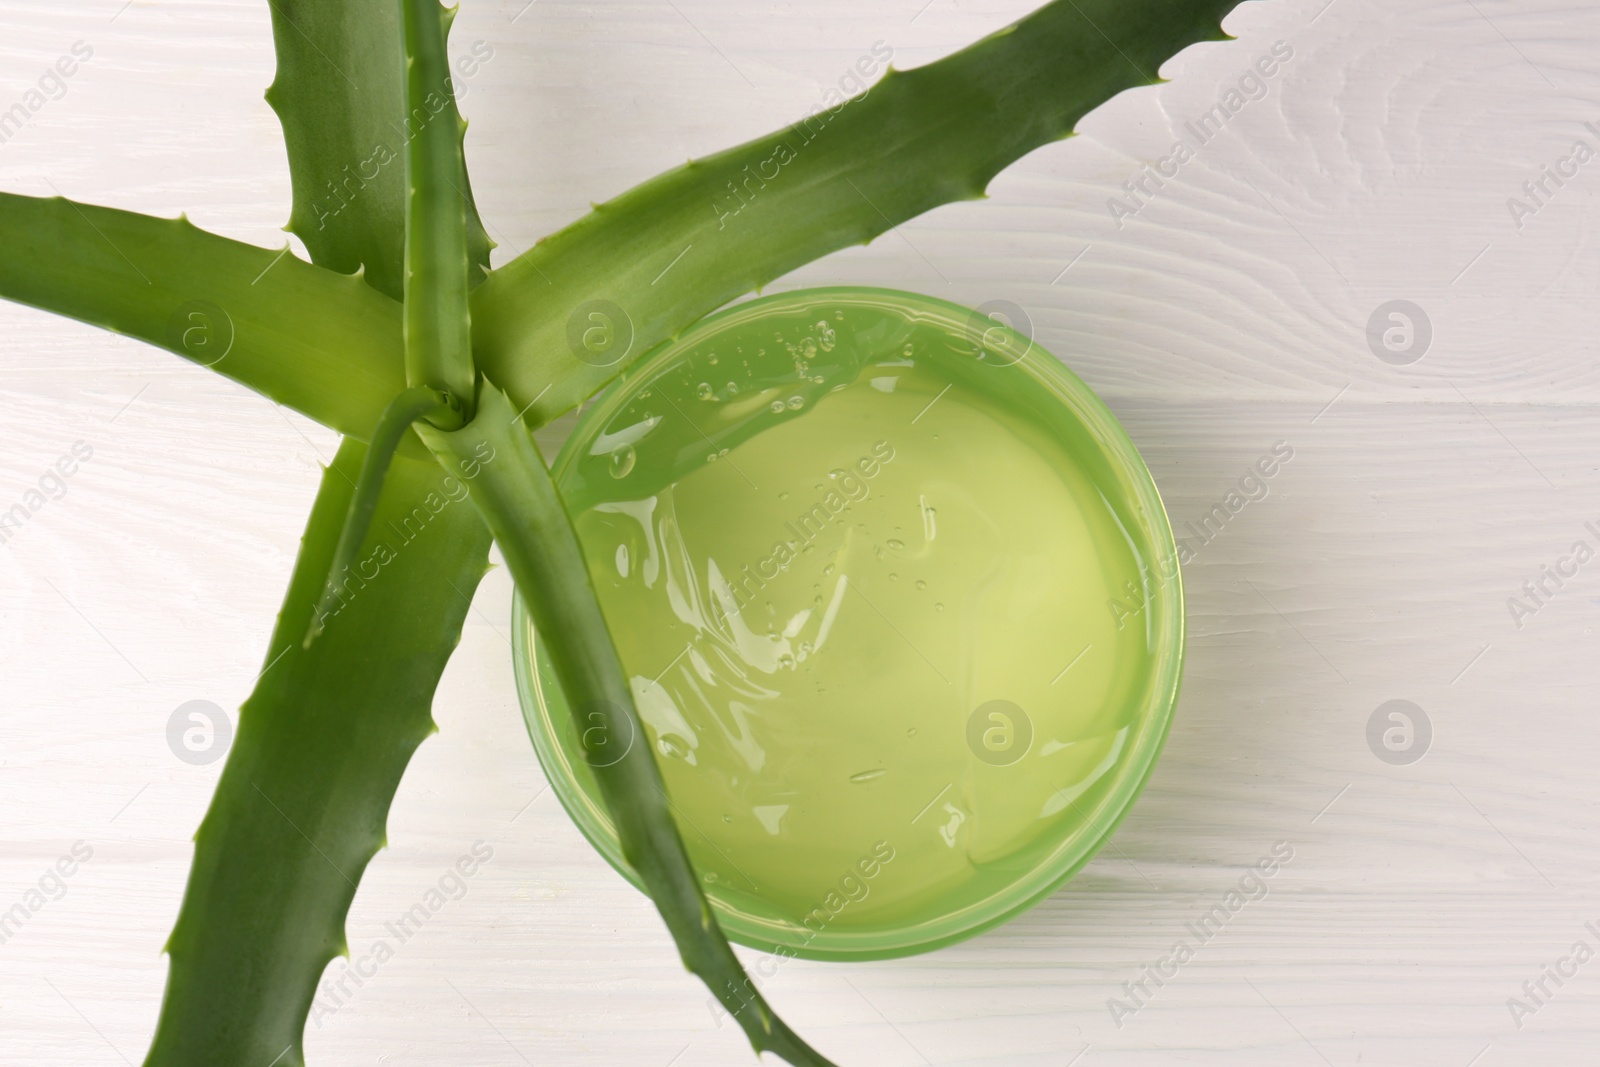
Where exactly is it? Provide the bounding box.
[518,288,1183,959]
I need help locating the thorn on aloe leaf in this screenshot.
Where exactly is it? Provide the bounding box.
[303,384,458,648]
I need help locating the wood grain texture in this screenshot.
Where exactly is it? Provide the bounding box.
[2,0,1598,1064]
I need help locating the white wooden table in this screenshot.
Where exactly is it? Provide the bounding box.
[2,0,1596,1063]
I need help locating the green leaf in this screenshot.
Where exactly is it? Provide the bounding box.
[471,0,1237,426]
[265,0,492,301]
[0,191,405,441]
[400,0,477,413]
[305,386,454,644]
[145,441,492,1067]
[415,381,836,1067]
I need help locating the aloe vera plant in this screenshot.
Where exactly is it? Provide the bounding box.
[3,1,1240,1062]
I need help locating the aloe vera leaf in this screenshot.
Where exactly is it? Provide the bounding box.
[305,385,454,645]
[472,0,1237,426]
[144,440,491,1067]
[265,0,492,301]
[416,381,835,1067]
[400,0,477,414]
[0,191,405,439]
